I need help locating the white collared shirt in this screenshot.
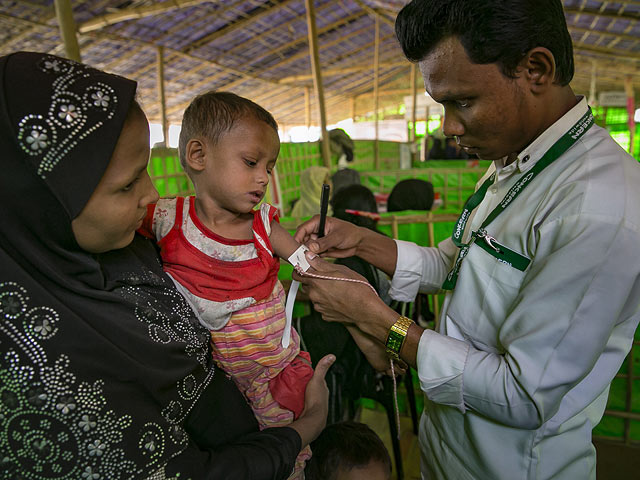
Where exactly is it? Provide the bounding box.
[390,97,640,479]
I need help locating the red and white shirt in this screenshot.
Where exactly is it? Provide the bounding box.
[139,197,280,330]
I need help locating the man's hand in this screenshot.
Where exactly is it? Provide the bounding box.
[295,255,420,369]
[295,215,398,277]
[346,324,407,375]
[294,215,364,258]
[293,255,385,325]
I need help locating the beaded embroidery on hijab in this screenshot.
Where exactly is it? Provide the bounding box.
[17,55,119,178]
[0,52,213,479]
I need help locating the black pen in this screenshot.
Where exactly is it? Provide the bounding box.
[317,183,330,238]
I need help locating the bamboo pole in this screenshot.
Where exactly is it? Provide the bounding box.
[352,0,396,27]
[304,0,331,169]
[157,46,168,146]
[54,0,81,62]
[277,61,408,83]
[411,63,418,163]
[624,75,635,156]
[391,215,399,240]
[423,104,430,161]
[305,86,311,130]
[373,14,380,170]
[589,61,598,106]
[304,86,311,161]
[78,0,205,33]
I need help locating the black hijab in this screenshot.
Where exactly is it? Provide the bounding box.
[387,178,435,212]
[0,52,214,479]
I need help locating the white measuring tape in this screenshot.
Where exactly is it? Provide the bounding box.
[283,245,312,348]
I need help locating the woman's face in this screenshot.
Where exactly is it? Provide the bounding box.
[72,108,159,253]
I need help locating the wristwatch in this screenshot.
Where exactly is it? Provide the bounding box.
[385,315,413,360]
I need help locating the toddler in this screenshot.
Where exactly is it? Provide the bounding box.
[140,91,312,477]
[305,421,392,480]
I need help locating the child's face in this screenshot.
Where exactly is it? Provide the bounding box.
[72,109,159,253]
[335,461,390,480]
[201,115,280,214]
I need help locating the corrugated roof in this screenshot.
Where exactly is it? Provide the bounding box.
[1,0,639,127]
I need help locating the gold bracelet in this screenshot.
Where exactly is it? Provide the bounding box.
[385,315,413,360]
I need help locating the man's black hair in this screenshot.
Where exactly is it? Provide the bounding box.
[178,91,278,168]
[395,0,574,85]
[305,421,391,480]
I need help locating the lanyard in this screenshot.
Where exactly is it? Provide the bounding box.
[443,108,594,290]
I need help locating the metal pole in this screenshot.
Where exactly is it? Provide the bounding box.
[373,14,380,170]
[54,0,81,62]
[304,0,331,168]
[157,45,168,146]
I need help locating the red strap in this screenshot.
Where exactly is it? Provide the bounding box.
[173,196,185,231]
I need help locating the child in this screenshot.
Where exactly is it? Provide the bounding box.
[139,91,313,477]
[305,421,392,480]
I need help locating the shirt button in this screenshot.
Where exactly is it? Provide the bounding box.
[522,155,530,163]
[490,186,498,194]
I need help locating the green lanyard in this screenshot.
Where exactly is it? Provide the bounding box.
[443,108,595,290]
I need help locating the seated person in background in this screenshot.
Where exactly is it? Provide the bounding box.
[331,167,361,200]
[427,137,445,159]
[305,421,392,480]
[387,178,435,212]
[329,128,355,168]
[386,179,437,327]
[332,185,392,305]
[290,165,331,218]
[140,91,316,478]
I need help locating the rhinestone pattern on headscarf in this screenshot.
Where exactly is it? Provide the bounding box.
[0,279,206,479]
[16,56,119,179]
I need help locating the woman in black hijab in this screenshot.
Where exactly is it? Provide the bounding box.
[387,178,435,212]
[0,52,331,479]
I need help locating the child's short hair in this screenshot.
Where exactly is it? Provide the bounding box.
[178,91,278,169]
[305,421,392,480]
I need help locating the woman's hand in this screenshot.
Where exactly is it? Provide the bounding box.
[294,216,365,258]
[289,354,335,448]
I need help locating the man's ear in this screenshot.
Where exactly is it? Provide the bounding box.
[185,138,207,172]
[519,47,556,94]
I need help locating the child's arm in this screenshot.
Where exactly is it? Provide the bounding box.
[269,221,302,260]
[270,221,402,374]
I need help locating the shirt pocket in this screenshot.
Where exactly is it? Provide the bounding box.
[446,242,529,351]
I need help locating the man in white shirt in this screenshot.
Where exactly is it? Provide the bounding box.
[294,0,640,479]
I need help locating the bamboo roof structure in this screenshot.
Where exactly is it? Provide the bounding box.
[1,0,639,128]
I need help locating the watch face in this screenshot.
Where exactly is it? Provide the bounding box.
[386,330,404,355]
